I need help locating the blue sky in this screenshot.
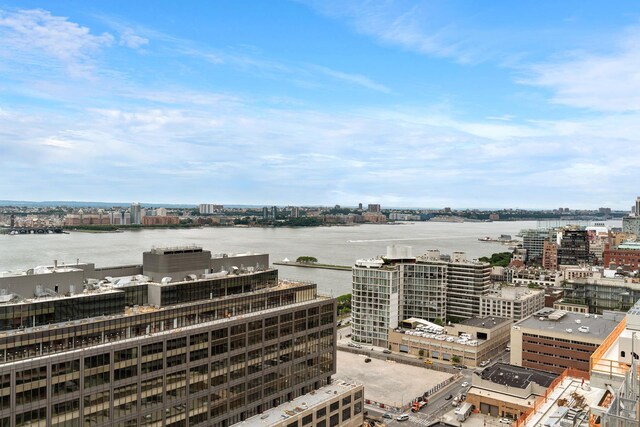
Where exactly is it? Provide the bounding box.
[1,1,639,209]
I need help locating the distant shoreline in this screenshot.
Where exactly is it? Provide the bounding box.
[273,262,352,271]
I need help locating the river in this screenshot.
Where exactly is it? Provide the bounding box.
[0,220,621,296]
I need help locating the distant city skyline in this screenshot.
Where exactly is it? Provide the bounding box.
[1,1,640,208]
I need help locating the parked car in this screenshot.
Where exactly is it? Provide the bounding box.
[499,418,512,424]
[461,382,469,387]
[364,358,372,363]
[396,414,409,421]
[382,413,393,419]
[444,394,453,400]
[382,349,392,354]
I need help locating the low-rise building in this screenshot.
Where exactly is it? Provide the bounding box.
[480,286,545,320]
[388,316,510,367]
[466,363,558,419]
[511,308,624,374]
[243,381,364,427]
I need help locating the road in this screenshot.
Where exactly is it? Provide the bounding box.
[365,367,473,427]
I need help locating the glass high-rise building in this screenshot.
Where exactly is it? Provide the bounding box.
[0,247,337,427]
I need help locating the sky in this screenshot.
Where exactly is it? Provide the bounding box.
[0,1,639,209]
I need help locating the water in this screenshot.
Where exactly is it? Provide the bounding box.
[0,220,621,296]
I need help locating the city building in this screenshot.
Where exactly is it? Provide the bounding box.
[243,381,363,427]
[141,216,180,225]
[510,307,624,374]
[521,229,553,265]
[0,247,337,427]
[465,363,558,419]
[562,276,640,313]
[199,204,224,214]
[367,204,381,213]
[557,229,591,266]
[479,286,545,321]
[603,241,640,270]
[542,240,557,270]
[388,316,511,367]
[622,216,640,235]
[130,202,142,225]
[445,252,491,320]
[351,247,489,347]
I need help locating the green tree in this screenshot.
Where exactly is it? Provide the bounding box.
[336,294,351,315]
[418,349,425,358]
[451,355,461,363]
[296,256,318,264]
[433,317,444,327]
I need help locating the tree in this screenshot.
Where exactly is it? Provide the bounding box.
[336,294,351,315]
[296,256,318,264]
[433,317,445,327]
[451,355,461,364]
[418,349,425,358]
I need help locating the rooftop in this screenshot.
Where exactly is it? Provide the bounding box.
[479,363,558,389]
[242,380,362,426]
[461,316,511,329]
[515,308,623,340]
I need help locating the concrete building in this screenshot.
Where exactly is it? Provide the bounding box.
[622,216,640,235]
[445,252,491,320]
[479,286,545,321]
[0,247,337,427]
[562,276,640,313]
[367,204,381,213]
[388,316,511,367]
[243,381,363,427]
[130,202,142,225]
[466,363,557,419]
[521,229,553,265]
[199,204,223,214]
[351,257,400,347]
[511,307,624,374]
[351,247,489,348]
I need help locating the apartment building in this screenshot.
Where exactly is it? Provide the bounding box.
[558,229,591,266]
[510,308,623,374]
[479,287,545,321]
[0,247,337,427]
[351,247,489,347]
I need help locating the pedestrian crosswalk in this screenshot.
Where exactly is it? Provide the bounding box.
[410,415,432,425]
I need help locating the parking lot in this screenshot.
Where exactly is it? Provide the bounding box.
[335,351,454,408]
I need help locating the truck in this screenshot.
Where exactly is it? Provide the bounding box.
[411,400,427,412]
[455,402,473,421]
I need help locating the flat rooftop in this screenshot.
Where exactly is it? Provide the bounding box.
[461,316,511,329]
[479,363,558,389]
[516,309,622,340]
[242,380,362,426]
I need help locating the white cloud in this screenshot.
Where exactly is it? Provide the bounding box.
[0,8,113,76]
[312,65,391,93]
[300,0,500,64]
[119,29,149,49]
[520,27,640,112]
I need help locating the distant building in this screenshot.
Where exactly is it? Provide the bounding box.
[636,196,640,216]
[262,206,269,219]
[603,241,640,270]
[542,240,558,270]
[271,206,278,219]
[489,213,500,221]
[358,203,362,210]
[367,204,381,213]
[361,212,386,223]
[521,229,553,265]
[290,206,300,218]
[130,202,142,225]
[198,204,223,214]
[141,216,180,225]
[622,216,640,235]
[557,229,590,266]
